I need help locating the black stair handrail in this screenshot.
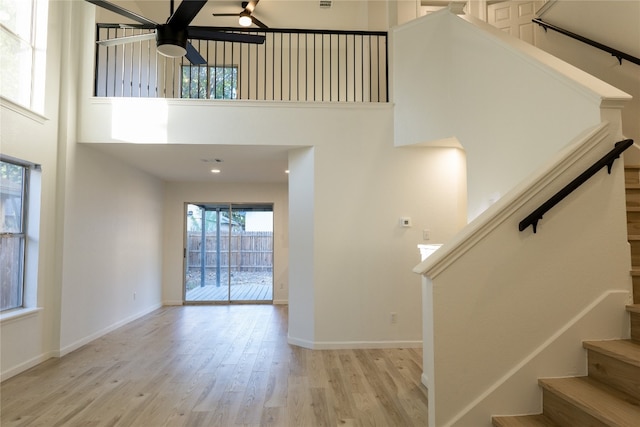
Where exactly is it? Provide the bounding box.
[519,139,634,233]
[532,18,640,66]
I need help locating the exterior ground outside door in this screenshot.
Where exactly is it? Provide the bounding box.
[183,203,274,304]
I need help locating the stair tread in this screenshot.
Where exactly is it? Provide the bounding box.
[628,235,640,240]
[628,206,640,211]
[539,377,640,425]
[627,184,640,189]
[492,414,559,427]
[583,339,640,367]
[627,304,640,314]
[630,269,640,276]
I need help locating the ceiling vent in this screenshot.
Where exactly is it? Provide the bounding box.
[320,0,332,9]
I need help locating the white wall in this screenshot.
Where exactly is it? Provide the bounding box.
[58,144,164,354]
[162,181,289,304]
[400,9,633,425]
[77,92,467,348]
[96,0,420,31]
[535,0,640,145]
[1,1,167,379]
[418,124,631,426]
[393,10,629,221]
[0,0,63,379]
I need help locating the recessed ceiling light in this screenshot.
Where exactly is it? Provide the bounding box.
[211,169,221,174]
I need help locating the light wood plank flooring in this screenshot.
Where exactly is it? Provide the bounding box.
[1,305,428,426]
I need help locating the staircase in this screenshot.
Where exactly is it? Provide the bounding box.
[492,165,640,426]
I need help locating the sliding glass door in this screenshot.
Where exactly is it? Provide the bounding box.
[184,203,273,303]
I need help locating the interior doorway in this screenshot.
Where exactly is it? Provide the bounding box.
[184,203,274,303]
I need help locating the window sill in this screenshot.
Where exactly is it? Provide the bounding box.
[0,96,48,124]
[0,307,43,325]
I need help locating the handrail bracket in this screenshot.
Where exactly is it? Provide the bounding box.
[519,139,634,234]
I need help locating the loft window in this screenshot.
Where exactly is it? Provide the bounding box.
[0,0,49,113]
[181,65,238,99]
[0,159,28,312]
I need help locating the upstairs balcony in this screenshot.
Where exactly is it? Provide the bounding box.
[94,24,388,103]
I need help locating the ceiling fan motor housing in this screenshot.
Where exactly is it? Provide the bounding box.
[156,24,188,57]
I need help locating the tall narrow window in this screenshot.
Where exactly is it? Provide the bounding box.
[181,65,238,99]
[0,0,49,113]
[0,159,28,311]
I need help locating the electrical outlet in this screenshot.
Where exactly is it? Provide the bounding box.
[279,283,284,290]
[390,312,397,324]
[133,292,136,300]
[423,229,430,240]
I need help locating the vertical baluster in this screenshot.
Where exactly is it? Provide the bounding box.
[233,41,237,100]
[214,41,218,99]
[205,40,210,99]
[361,34,364,102]
[384,34,388,102]
[352,34,355,102]
[288,33,291,101]
[305,33,308,101]
[337,33,340,102]
[280,32,283,101]
[376,36,380,102]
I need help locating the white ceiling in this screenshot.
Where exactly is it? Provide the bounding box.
[89,143,291,183]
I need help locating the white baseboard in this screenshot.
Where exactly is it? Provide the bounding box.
[288,334,422,350]
[1,351,57,381]
[163,300,184,306]
[58,303,162,357]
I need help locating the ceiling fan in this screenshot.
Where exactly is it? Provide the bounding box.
[213,0,268,29]
[85,0,266,65]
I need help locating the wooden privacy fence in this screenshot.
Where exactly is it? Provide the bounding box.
[186,231,273,272]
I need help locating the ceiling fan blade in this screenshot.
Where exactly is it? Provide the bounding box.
[97,32,156,47]
[185,42,207,65]
[244,0,259,14]
[84,0,158,26]
[250,16,268,29]
[188,27,266,44]
[212,13,241,17]
[167,0,208,28]
[117,23,157,30]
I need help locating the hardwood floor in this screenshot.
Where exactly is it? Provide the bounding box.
[1,305,428,426]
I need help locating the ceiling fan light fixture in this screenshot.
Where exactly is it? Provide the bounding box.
[155,24,188,57]
[238,11,252,27]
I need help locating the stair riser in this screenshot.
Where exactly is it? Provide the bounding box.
[626,188,640,207]
[628,222,640,235]
[632,312,640,341]
[587,350,640,398]
[542,389,607,427]
[630,240,640,267]
[627,211,640,234]
[634,276,640,304]
[624,168,640,185]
